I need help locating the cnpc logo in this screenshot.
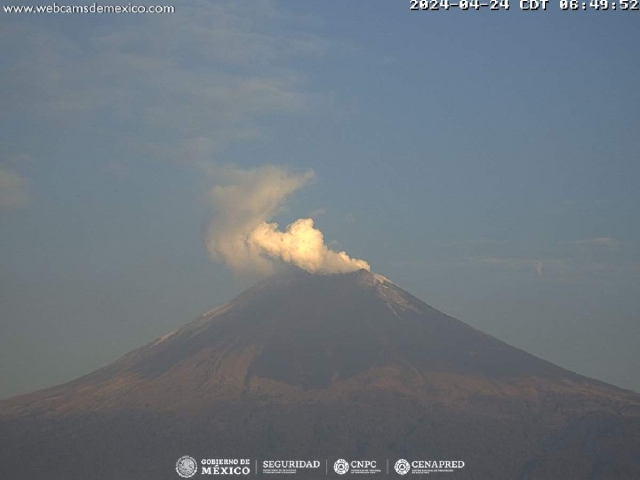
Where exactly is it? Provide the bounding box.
[334,459,349,475]
[350,460,377,470]
[334,459,379,474]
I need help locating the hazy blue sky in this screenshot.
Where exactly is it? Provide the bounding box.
[1,1,639,398]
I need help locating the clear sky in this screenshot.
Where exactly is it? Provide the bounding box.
[1,0,639,399]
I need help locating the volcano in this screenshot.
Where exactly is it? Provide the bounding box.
[1,269,639,479]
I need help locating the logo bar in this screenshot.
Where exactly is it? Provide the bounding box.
[174,456,465,476]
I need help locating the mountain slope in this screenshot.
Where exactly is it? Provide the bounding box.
[1,269,639,479]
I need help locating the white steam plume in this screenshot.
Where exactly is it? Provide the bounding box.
[206,165,370,275]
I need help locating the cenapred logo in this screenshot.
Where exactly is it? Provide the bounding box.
[394,459,411,476]
[176,455,198,478]
[394,459,465,475]
[334,459,350,475]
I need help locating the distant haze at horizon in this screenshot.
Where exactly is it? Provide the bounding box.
[1,0,639,399]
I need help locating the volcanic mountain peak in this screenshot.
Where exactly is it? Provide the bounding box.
[2,268,640,480]
[346,268,394,286]
[4,268,638,419]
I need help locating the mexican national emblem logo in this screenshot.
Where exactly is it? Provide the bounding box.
[176,455,198,478]
[334,458,350,475]
[394,459,410,476]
